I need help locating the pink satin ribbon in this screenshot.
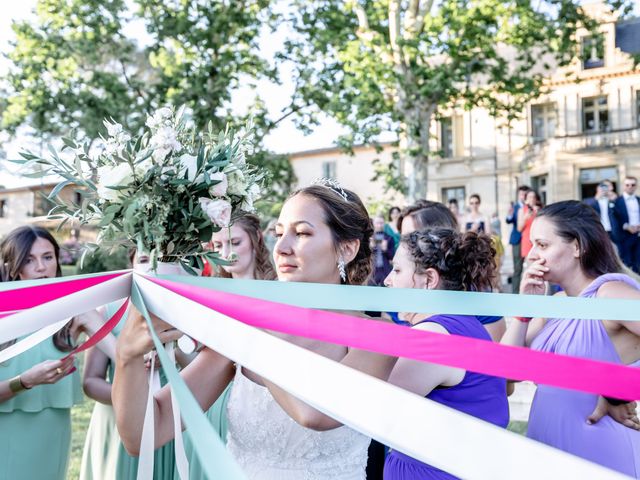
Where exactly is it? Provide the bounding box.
[150,276,640,401]
[0,272,127,311]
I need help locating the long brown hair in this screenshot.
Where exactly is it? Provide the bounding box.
[215,213,276,280]
[291,185,373,285]
[537,201,622,278]
[0,226,73,352]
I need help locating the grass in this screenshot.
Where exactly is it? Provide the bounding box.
[69,397,96,479]
[507,420,528,435]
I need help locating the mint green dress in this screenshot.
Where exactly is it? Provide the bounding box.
[182,384,231,479]
[0,338,82,480]
[80,306,177,480]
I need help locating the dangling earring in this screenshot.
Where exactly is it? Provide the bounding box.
[337,258,347,283]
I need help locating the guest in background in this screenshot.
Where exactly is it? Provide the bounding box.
[517,189,542,263]
[447,198,462,229]
[584,180,618,248]
[614,176,640,273]
[506,185,530,293]
[371,214,396,286]
[0,226,110,480]
[384,206,401,249]
[463,194,490,234]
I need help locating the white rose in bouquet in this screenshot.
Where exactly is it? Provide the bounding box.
[97,163,134,202]
[199,197,232,227]
[208,172,228,197]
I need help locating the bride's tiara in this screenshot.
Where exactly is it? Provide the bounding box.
[311,177,349,201]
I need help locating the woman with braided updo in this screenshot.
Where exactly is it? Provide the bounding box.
[381,229,509,479]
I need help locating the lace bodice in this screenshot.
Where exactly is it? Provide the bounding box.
[226,367,369,480]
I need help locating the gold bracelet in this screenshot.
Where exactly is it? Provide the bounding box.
[8,375,29,394]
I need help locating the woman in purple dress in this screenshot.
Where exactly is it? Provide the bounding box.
[263,228,509,479]
[502,201,640,478]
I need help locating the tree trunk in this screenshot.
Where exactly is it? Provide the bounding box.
[400,105,434,201]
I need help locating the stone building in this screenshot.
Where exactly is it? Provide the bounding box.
[288,3,640,241]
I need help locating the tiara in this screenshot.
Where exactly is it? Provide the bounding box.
[312,177,349,201]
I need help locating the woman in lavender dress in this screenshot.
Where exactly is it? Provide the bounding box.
[503,201,640,478]
[264,228,509,479]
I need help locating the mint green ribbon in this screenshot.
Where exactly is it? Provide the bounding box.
[158,275,640,321]
[131,282,247,480]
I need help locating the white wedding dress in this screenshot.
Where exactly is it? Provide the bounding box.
[226,367,370,479]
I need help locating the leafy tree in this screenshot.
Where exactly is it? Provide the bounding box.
[283,0,633,199]
[2,0,295,206]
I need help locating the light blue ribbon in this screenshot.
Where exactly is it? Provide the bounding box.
[158,275,640,321]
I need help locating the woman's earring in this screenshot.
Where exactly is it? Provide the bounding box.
[337,258,347,282]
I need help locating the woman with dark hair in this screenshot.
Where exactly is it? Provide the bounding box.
[463,194,490,234]
[502,200,640,478]
[398,200,506,342]
[396,200,458,234]
[384,206,401,248]
[0,225,110,480]
[517,189,542,261]
[113,183,375,479]
[262,228,509,480]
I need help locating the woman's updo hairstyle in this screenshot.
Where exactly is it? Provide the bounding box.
[403,228,496,292]
[291,184,373,285]
[397,200,458,233]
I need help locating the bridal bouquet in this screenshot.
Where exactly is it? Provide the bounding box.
[18,106,265,273]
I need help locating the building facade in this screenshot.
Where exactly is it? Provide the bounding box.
[288,3,640,241]
[0,182,86,239]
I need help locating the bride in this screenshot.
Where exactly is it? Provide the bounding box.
[112,183,376,479]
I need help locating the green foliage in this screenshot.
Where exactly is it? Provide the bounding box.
[76,246,130,274]
[2,0,294,199]
[284,0,632,198]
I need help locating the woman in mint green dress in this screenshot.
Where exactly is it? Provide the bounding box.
[183,214,275,479]
[0,226,110,480]
[80,251,179,480]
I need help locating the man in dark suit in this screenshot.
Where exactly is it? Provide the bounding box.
[506,185,530,293]
[614,176,640,272]
[584,180,618,247]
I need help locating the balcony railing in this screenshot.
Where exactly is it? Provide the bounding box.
[554,127,640,152]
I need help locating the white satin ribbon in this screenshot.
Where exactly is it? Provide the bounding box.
[134,274,627,480]
[137,353,162,480]
[0,273,132,344]
[0,318,70,364]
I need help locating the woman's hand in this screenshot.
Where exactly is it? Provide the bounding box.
[21,356,76,388]
[69,309,105,340]
[116,305,183,364]
[587,396,640,431]
[520,258,548,296]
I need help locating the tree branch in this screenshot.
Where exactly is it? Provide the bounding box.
[388,0,405,71]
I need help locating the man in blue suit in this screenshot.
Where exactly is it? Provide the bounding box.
[584,180,618,247]
[614,176,640,272]
[506,185,530,293]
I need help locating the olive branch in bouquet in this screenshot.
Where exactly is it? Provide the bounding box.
[15,105,266,274]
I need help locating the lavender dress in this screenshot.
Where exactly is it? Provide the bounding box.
[383,315,509,480]
[528,273,640,478]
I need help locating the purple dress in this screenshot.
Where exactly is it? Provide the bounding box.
[528,273,640,478]
[383,315,509,480]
